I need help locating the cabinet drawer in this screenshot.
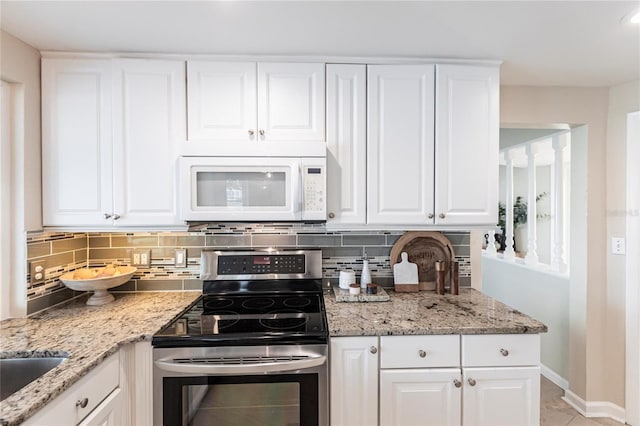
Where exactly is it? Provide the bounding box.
[24,353,120,426]
[462,334,540,367]
[380,335,460,368]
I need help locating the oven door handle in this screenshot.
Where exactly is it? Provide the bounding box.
[154,355,327,375]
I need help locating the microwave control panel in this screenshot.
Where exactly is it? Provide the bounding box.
[302,166,325,214]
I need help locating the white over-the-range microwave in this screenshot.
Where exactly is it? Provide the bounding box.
[179,156,326,222]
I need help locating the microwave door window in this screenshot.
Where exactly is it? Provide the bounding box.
[196,171,287,208]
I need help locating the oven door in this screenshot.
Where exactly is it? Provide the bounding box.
[153,345,328,426]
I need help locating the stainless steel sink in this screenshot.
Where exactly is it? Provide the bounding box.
[0,357,67,401]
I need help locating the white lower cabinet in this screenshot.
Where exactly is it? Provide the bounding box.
[330,336,379,426]
[23,353,121,426]
[380,368,461,426]
[330,334,541,426]
[462,367,540,426]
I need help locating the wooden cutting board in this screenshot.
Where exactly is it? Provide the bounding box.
[390,231,455,291]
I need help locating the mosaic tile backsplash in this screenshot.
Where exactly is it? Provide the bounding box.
[26,223,471,315]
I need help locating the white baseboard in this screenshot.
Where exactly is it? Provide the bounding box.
[541,364,569,390]
[563,389,626,424]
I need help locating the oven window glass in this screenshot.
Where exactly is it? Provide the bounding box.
[196,171,287,207]
[184,383,300,426]
[163,374,319,426]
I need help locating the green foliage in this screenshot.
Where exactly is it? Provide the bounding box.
[498,192,548,228]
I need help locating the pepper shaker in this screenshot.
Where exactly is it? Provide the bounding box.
[435,261,447,295]
[450,261,459,295]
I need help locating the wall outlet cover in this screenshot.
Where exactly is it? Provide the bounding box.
[175,249,187,268]
[132,249,151,267]
[30,260,47,285]
[611,237,626,255]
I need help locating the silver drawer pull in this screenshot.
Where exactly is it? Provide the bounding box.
[369,346,378,354]
[453,379,462,388]
[418,350,427,358]
[76,397,89,408]
[500,348,509,357]
[468,378,476,386]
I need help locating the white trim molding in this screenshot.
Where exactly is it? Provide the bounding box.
[563,390,626,424]
[540,364,568,391]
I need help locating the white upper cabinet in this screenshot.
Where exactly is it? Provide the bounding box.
[185,61,325,156]
[42,58,185,227]
[367,65,436,225]
[187,61,256,141]
[42,59,113,227]
[435,64,499,225]
[112,59,185,226]
[326,64,367,225]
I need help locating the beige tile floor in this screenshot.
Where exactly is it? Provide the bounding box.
[541,376,625,426]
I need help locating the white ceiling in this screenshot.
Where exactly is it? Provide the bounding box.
[1,0,639,87]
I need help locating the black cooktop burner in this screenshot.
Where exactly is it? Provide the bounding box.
[153,292,328,347]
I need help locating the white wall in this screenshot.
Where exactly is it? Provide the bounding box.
[500,85,610,404]
[0,30,42,231]
[606,80,640,410]
[482,257,569,381]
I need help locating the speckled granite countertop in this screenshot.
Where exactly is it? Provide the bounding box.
[0,292,200,426]
[324,287,547,336]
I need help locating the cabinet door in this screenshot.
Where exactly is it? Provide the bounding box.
[326,64,366,225]
[112,59,185,226]
[435,65,499,225]
[257,62,325,142]
[330,336,379,426]
[367,65,435,225]
[187,61,257,141]
[380,369,461,426]
[463,366,540,426]
[77,389,122,426]
[42,58,113,226]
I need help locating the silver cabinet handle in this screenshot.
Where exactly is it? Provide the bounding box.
[104,213,112,219]
[248,129,255,136]
[500,348,509,357]
[428,213,434,219]
[76,397,89,408]
[454,379,462,388]
[418,350,427,358]
[369,346,378,354]
[113,214,121,220]
[328,212,335,219]
[468,378,476,386]
[259,129,265,136]
[439,213,446,219]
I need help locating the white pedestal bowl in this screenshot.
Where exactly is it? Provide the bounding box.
[60,267,137,306]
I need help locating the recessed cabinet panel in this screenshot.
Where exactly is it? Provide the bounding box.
[330,336,378,426]
[187,61,257,141]
[380,369,461,426]
[326,64,366,225]
[462,367,540,426]
[112,59,185,226]
[435,64,499,225]
[367,65,435,225]
[42,59,113,226]
[258,62,325,142]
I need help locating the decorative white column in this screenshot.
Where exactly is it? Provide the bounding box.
[485,229,497,255]
[525,143,539,265]
[504,150,516,260]
[551,135,567,272]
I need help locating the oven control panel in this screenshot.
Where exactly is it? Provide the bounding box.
[217,254,305,275]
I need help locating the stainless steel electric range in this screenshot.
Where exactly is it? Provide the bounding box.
[152,249,328,426]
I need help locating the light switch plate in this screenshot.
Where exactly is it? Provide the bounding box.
[175,249,187,268]
[611,237,626,255]
[132,249,151,267]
